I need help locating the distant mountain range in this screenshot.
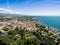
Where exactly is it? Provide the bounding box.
[0,13,37,17]
[0,13,19,16]
[0,13,26,16]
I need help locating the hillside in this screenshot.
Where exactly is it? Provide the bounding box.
[0,16,60,45]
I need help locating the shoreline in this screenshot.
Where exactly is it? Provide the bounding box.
[32,17,60,35]
[40,22,60,36]
[39,22,60,35]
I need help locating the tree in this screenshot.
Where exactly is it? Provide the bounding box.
[57,38,60,43]
[2,27,9,31]
[8,30,17,35]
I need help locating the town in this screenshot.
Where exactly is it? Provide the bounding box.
[0,16,60,45]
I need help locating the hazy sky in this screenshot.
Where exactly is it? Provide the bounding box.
[0,0,60,16]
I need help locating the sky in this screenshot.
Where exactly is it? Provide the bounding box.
[0,0,60,16]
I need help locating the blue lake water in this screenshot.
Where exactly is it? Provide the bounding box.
[33,16,60,32]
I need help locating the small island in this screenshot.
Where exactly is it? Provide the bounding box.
[0,16,60,45]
